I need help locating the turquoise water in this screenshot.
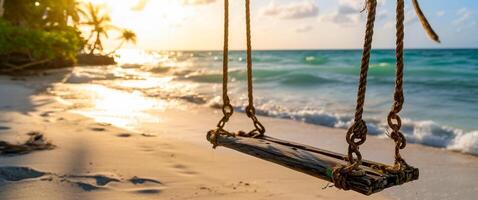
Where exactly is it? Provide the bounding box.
[106,49,478,154]
[176,49,478,154]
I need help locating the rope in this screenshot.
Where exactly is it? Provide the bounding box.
[412,0,440,43]
[210,0,233,142]
[243,0,265,137]
[208,0,264,148]
[222,0,231,112]
[333,0,377,190]
[334,0,440,189]
[246,0,253,109]
[385,0,439,174]
[384,0,409,173]
[348,0,376,171]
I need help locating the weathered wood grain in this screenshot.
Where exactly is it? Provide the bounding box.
[208,133,419,195]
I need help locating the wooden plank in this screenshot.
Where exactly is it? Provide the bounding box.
[209,134,419,195]
[261,136,393,171]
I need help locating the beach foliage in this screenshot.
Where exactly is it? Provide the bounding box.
[0,0,136,70]
[0,19,83,70]
[0,0,85,70]
[2,0,82,29]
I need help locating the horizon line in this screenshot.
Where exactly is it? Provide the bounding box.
[138,47,478,52]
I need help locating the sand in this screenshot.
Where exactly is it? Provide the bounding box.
[0,71,477,200]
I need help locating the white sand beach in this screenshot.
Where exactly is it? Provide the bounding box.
[0,68,477,200]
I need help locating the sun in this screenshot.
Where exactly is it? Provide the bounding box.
[79,0,192,50]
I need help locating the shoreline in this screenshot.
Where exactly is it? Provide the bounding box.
[1,72,477,199]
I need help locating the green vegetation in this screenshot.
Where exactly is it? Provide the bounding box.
[3,0,81,29]
[0,19,84,70]
[0,0,136,72]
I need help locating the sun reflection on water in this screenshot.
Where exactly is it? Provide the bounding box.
[53,48,204,132]
[114,49,195,68]
[114,49,164,65]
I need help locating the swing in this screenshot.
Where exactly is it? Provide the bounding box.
[207,0,439,195]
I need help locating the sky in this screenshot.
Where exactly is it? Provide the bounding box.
[83,0,478,50]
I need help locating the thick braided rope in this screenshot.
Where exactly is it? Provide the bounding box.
[334,0,377,190]
[211,0,233,133]
[208,0,265,144]
[412,0,440,43]
[222,0,230,107]
[219,0,233,128]
[394,0,405,115]
[245,0,253,109]
[244,0,265,136]
[347,0,376,169]
[387,0,407,168]
[385,0,440,174]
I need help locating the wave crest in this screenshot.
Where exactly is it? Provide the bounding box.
[222,103,478,155]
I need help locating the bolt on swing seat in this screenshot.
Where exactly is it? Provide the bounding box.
[207,0,439,195]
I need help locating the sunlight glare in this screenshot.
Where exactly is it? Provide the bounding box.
[80,0,193,51]
[72,84,166,130]
[115,49,163,65]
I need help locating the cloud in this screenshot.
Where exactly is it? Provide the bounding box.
[321,0,388,26]
[321,13,360,26]
[453,8,473,25]
[262,0,319,19]
[404,10,418,25]
[453,8,476,32]
[180,0,216,5]
[320,0,363,26]
[131,0,150,11]
[296,25,313,33]
[436,11,445,17]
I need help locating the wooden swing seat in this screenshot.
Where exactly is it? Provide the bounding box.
[209,133,419,195]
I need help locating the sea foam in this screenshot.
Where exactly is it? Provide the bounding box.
[247,104,478,155]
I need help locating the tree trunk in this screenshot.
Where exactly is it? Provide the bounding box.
[89,32,101,55]
[2,59,51,72]
[0,0,5,18]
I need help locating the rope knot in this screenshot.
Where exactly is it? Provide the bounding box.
[245,105,256,117]
[222,104,234,117]
[207,128,236,148]
[332,165,366,190]
[332,166,350,190]
[237,129,262,138]
[207,129,220,148]
[245,106,265,135]
[347,119,368,146]
[391,131,407,149]
[387,112,402,131]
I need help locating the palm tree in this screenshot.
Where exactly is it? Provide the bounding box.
[64,0,85,27]
[108,29,137,54]
[82,2,114,54]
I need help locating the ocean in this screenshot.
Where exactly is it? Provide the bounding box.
[66,49,478,155]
